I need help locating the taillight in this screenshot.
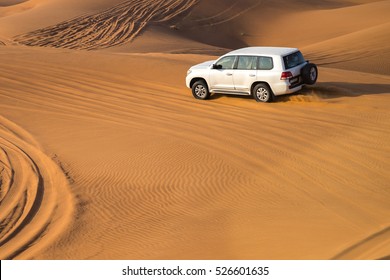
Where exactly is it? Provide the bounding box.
[281,71,293,80]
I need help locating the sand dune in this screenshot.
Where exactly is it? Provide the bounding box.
[0,0,389,260]
[0,0,37,18]
[1,47,389,259]
[0,0,28,7]
[303,22,390,75]
[13,0,199,50]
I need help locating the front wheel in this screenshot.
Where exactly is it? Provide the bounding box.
[253,83,274,103]
[192,80,210,100]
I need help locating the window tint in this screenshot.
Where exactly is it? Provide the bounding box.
[283,51,305,69]
[215,56,236,69]
[237,56,257,70]
[258,56,273,70]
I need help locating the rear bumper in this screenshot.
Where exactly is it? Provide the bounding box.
[272,78,303,96]
[289,75,303,89]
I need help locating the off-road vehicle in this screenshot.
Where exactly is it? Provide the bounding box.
[186,47,318,102]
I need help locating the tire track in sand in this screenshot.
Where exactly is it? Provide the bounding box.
[0,115,74,259]
[14,0,199,50]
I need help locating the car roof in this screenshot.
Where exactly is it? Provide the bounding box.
[226,47,298,56]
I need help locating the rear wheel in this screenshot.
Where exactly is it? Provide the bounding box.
[253,83,274,103]
[192,80,210,100]
[301,63,318,85]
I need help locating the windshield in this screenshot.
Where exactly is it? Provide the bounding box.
[283,51,305,69]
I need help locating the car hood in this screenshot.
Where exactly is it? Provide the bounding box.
[190,60,215,70]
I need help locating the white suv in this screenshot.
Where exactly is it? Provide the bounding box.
[186,47,318,102]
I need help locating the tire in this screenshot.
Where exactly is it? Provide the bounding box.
[192,80,210,100]
[253,83,274,103]
[301,63,318,85]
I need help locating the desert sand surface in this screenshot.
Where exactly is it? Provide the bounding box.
[0,0,389,260]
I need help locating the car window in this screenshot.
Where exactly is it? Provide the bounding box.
[283,51,305,69]
[215,56,236,69]
[237,56,257,70]
[258,56,273,70]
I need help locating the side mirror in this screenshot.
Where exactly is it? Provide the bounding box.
[212,64,222,69]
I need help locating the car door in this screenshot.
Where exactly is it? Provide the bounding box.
[232,56,258,93]
[209,56,236,92]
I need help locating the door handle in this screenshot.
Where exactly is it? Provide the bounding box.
[226,73,233,76]
[249,74,256,77]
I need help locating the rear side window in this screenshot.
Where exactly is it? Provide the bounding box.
[258,56,273,70]
[283,51,305,69]
[236,56,257,70]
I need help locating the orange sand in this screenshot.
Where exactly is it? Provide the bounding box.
[0,0,389,260]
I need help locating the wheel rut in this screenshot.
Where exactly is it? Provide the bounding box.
[0,115,74,259]
[14,0,199,50]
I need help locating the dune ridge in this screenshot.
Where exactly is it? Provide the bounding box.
[0,0,28,7]
[333,226,390,260]
[303,22,390,75]
[0,115,74,259]
[13,0,199,50]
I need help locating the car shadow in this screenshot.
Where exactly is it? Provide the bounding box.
[209,93,253,101]
[208,82,390,103]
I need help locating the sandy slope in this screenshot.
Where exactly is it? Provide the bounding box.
[0,113,74,260]
[13,0,199,50]
[0,0,390,259]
